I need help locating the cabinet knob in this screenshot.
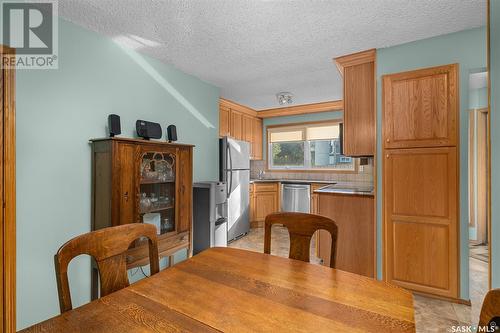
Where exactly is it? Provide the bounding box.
[386,138,390,143]
[124,191,129,201]
[386,154,390,158]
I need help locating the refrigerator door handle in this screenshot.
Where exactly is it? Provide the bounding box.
[227,170,233,198]
[226,143,233,198]
[227,142,233,171]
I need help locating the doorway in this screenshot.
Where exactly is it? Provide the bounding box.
[0,45,16,333]
[468,69,489,317]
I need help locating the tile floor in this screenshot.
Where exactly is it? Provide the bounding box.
[229,226,489,333]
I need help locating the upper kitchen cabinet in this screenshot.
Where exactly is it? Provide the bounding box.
[219,98,263,160]
[230,110,243,140]
[251,117,263,160]
[335,49,376,156]
[382,64,458,149]
[219,105,230,137]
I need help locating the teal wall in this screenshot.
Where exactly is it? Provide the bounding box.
[469,86,489,109]
[490,0,500,288]
[262,111,343,158]
[376,27,487,300]
[16,19,219,329]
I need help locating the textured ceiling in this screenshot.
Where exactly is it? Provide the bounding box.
[57,0,486,110]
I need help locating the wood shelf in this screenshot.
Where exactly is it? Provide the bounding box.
[140,205,174,214]
[140,179,175,185]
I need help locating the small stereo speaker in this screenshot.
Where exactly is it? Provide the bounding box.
[167,125,177,142]
[136,120,162,140]
[108,114,121,137]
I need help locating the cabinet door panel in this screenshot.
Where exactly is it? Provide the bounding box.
[177,148,193,233]
[219,106,230,137]
[317,194,374,277]
[117,143,137,225]
[243,115,253,142]
[383,64,458,149]
[252,117,263,160]
[242,115,253,157]
[230,111,243,140]
[254,192,278,222]
[343,61,375,155]
[384,147,458,298]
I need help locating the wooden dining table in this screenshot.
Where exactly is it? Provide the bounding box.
[21,247,415,332]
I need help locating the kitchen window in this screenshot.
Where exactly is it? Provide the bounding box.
[268,122,355,171]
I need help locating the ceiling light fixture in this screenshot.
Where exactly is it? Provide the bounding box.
[276,92,293,105]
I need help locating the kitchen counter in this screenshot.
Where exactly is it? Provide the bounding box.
[314,183,374,196]
[250,179,335,184]
[250,179,374,196]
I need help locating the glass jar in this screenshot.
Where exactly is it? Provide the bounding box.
[140,193,151,212]
[163,218,174,232]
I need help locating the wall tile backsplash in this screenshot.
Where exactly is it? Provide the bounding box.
[250,159,374,184]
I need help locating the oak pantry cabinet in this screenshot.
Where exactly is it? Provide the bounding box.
[90,137,193,295]
[382,64,459,299]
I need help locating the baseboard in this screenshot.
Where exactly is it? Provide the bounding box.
[412,290,471,306]
[250,221,263,228]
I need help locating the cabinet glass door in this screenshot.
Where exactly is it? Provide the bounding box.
[139,151,176,235]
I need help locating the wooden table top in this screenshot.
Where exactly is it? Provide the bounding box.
[21,247,415,333]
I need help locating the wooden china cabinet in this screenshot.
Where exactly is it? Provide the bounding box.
[90,137,193,298]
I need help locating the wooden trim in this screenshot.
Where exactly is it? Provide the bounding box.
[219,98,258,117]
[257,100,343,119]
[89,137,195,147]
[469,110,476,228]
[372,52,378,279]
[487,0,492,290]
[265,120,359,174]
[1,45,16,333]
[412,291,471,306]
[334,49,376,73]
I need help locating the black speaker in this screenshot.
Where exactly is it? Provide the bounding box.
[136,120,162,140]
[167,125,177,142]
[108,114,121,137]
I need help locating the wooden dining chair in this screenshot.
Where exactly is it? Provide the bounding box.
[54,224,160,313]
[264,212,338,267]
[479,289,500,330]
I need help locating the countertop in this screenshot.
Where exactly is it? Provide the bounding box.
[250,179,335,184]
[250,179,374,196]
[313,184,374,197]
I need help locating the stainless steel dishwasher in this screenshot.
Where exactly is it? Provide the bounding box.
[281,183,310,213]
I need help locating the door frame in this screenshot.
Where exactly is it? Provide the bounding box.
[487,0,492,289]
[1,45,16,333]
[469,108,489,245]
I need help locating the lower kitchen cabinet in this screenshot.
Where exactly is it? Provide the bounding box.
[310,183,324,214]
[316,193,375,278]
[250,182,279,227]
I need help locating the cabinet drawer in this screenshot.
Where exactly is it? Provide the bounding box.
[254,182,279,193]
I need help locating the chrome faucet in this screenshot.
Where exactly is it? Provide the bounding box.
[258,170,265,180]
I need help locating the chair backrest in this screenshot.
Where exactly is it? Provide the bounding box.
[54,224,159,313]
[479,289,500,328]
[264,212,338,267]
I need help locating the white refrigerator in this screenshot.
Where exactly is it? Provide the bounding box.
[219,137,250,242]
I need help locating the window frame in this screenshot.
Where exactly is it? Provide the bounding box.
[266,120,358,173]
